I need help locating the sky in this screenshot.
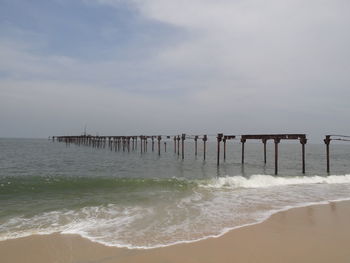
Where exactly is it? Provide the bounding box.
[0,0,349,141]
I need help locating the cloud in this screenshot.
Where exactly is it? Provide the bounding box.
[0,0,350,139]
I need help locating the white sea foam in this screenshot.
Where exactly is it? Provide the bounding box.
[201,174,350,189]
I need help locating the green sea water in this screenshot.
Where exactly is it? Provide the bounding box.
[1,138,350,248]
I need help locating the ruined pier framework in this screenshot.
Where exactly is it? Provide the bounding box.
[53,133,315,175]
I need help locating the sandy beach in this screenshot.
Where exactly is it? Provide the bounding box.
[1,200,350,263]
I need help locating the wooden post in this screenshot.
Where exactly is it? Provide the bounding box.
[158,136,161,156]
[217,133,223,166]
[164,142,167,152]
[203,135,207,161]
[274,138,280,175]
[194,136,198,156]
[174,136,177,153]
[181,134,186,160]
[324,136,331,173]
[177,136,180,157]
[241,138,246,164]
[152,137,155,152]
[262,138,267,164]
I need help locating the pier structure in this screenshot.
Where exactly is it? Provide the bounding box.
[216,134,236,166]
[54,133,309,174]
[324,135,350,173]
[239,134,307,175]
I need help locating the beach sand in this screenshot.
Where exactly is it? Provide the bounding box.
[1,201,350,263]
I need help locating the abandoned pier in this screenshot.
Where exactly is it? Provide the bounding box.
[52,134,349,174]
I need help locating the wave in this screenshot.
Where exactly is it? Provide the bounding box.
[201,174,350,189]
[2,174,350,195]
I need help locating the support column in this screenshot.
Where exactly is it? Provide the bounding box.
[223,136,227,161]
[274,138,281,175]
[164,142,167,152]
[203,135,207,161]
[152,137,155,152]
[241,138,246,164]
[324,136,331,173]
[194,136,198,156]
[300,138,307,174]
[140,136,143,153]
[262,139,267,164]
[174,136,177,154]
[217,133,223,166]
[158,136,161,156]
[181,134,186,160]
[177,136,180,157]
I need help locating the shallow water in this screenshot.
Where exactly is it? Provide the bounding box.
[0,138,350,248]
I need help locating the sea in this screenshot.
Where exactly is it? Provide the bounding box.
[0,137,350,249]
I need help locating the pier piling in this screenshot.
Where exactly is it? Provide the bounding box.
[217,133,223,166]
[181,134,185,160]
[203,135,207,161]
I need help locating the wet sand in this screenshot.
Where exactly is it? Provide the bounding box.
[1,201,350,263]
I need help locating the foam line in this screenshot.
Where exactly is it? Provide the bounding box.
[201,174,350,189]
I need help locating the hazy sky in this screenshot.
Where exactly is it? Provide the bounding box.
[1,0,349,141]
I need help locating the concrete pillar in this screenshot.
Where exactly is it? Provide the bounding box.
[324,136,331,173]
[274,138,281,175]
[262,138,267,164]
[223,136,227,161]
[241,138,246,164]
[181,134,186,160]
[203,135,207,161]
[158,136,161,156]
[217,133,223,166]
[300,138,307,174]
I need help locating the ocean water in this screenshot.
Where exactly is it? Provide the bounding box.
[0,138,350,249]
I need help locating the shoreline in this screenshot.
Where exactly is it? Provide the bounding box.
[57,198,350,250]
[1,198,349,249]
[1,200,350,262]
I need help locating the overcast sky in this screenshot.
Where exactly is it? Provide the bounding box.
[1,0,349,141]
